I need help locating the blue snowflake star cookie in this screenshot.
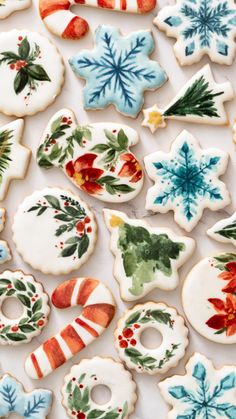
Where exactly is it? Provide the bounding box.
[159,353,236,419]
[0,374,52,418]
[155,0,236,65]
[69,25,168,117]
[144,130,230,232]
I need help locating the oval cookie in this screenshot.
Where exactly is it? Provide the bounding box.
[12,187,97,275]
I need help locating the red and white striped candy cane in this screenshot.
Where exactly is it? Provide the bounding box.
[39,0,157,40]
[25,277,116,379]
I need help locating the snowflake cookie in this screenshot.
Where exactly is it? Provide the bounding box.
[159,353,236,419]
[0,0,31,19]
[12,188,97,275]
[61,357,137,418]
[69,25,168,118]
[207,212,236,247]
[0,209,11,265]
[0,374,52,418]
[39,0,156,40]
[37,108,143,203]
[0,119,30,200]
[0,30,64,117]
[142,65,234,132]
[155,0,236,66]
[144,130,230,232]
[25,277,115,379]
[183,253,236,343]
[103,209,195,301]
[115,302,188,375]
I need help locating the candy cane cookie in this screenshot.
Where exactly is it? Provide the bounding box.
[115,302,188,375]
[25,277,116,379]
[61,357,137,418]
[39,0,157,40]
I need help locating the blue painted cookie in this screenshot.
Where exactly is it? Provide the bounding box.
[69,25,167,117]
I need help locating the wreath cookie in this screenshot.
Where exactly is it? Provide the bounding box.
[12,187,97,275]
[0,270,50,345]
[115,302,188,375]
[61,357,137,419]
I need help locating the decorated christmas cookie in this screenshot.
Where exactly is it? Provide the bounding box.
[183,254,236,343]
[115,302,188,375]
[144,130,230,232]
[154,0,236,66]
[104,209,195,301]
[0,30,64,117]
[207,212,236,247]
[39,0,156,41]
[159,353,236,419]
[0,0,31,19]
[25,277,115,379]
[0,374,52,418]
[0,270,50,345]
[0,209,11,265]
[12,188,97,275]
[142,65,233,132]
[37,109,143,203]
[69,25,168,118]
[0,119,30,200]
[61,357,137,418]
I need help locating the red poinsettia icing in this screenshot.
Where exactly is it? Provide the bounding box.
[66,153,104,194]
[206,294,236,336]
[118,153,142,183]
[219,262,236,294]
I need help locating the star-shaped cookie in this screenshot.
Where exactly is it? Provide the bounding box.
[69,25,167,117]
[144,130,230,231]
[0,0,31,19]
[154,0,236,65]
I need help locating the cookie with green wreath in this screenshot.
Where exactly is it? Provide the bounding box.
[0,270,50,345]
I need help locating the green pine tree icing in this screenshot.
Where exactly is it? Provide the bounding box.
[117,222,185,296]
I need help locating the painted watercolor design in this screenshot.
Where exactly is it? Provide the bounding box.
[0,374,52,418]
[0,209,11,264]
[69,25,167,117]
[144,130,230,231]
[155,0,236,65]
[37,110,143,203]
[207,212,236,247]
[159,353,236,419]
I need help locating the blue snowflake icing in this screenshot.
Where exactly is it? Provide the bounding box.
[162,354,236,419]
[0,375,52,418]
[69,25,167,117]
[157,0,236,64]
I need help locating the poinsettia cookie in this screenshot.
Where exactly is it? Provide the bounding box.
[0,119,30,200]
[115,302,188,375]
[0,374,52,418]
[104,209,195,301]
[0,0,31,19]
[0,30,64,117]
[25,277,115,379]
[159,353,236,419]
[155,0,236,66]
[183,254,236,343]
[142,65,234,132]
[39,0,156,40]
[12,188,97,275]
[0,209,11,265]
[144,130,230,232]
[207,212,236,247]
[69,25,167,118]
[61,357,137,418]
[37,109,143,203]
[0,270,50,345]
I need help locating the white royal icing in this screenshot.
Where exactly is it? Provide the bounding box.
[0,0,31,19]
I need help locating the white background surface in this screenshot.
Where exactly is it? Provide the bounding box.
[0,0,236,418]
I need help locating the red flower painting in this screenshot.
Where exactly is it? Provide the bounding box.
[206,294,236,336]
[218,261,236,294]
[66,153,104,195]
[118,153,142,183]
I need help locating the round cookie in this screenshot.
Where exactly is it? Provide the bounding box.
[115,302,188,375]
[0,30,64,116]
[183,253,236,344]
[12,187,97,275]
[0,270,50,345]
[61,357,137,419]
